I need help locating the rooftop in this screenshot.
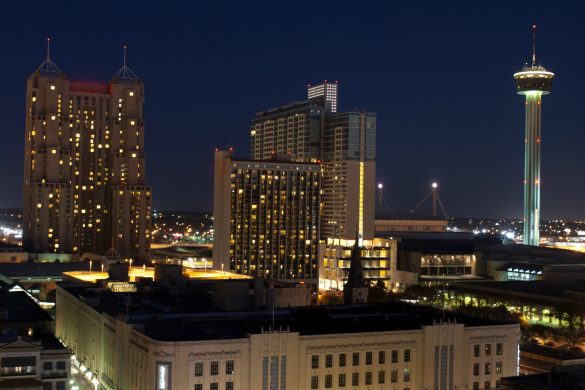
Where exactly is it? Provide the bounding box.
[60,284,514,342]
[502,368,585,389]
[447,281,585,304]
[0,262,87,280]
[63,266,250,284]
[375,211,447,221]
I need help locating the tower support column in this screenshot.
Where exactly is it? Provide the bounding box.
[523,91,542,246]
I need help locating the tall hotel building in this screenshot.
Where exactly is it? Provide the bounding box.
[250,82,375,241]
[213,150,320,284]
[22,46,152,260]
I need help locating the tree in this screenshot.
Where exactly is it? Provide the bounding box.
[320,291,342,305]
[529,324,555,345]
[561,326,585,350]
[368,280,388,303]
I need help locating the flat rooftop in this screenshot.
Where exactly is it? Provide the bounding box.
[64,266,251,283]
[447,281,585,305]
[502,368,585,389]
[60,284,515,342]
[375,211,447,221]
[0,262,87,279]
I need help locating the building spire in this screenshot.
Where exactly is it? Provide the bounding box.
[35,37,63,77]
[532,24,537,67]
[111,43,139,83]
[343,230,368,304]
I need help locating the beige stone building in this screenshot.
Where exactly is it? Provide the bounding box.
[56,284,520,390]
[22,46,151,260]
[0,335,71,390]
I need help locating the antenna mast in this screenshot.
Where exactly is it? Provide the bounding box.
[532,24,537,67]
[46,37,51,60]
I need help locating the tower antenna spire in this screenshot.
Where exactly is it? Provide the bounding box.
[123,44,127,67]
[46,37,51,60]
[532,24,537,67]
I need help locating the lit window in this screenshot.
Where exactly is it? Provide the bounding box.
[194,362,203,376]
[129,91,134,96]
[50,85,55,90]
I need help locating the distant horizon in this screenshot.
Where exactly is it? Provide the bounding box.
[2,206,584,222]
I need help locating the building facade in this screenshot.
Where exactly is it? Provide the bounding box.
[213,150,321,285]
[319,237,397,291]
[307,81,338,113]
[250,99,323,163]
[56,285,520,390]
[249,88,376,241]
[0,336,71,390]
[375,212,449,233]
[22,48,151,260]
[321,111,375,240]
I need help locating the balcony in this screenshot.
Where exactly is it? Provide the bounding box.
[41,371,68,379]
[1,368,36,377]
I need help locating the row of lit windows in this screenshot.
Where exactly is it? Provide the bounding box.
[311,368,410,389]
[473,362,503,376]
[194,383,232,390]
[311,350,410,369]
[473,343,503,357]
[194,360,234,377]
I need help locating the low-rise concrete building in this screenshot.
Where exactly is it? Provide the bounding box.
[56,284,520,390]
[318,237,398,291]
[0,334,71,390]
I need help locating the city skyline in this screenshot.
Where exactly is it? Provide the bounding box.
[2,1,585,219]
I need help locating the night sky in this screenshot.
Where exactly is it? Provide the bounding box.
[1,1,585,219]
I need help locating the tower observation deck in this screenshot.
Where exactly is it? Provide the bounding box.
[513,25,554,246]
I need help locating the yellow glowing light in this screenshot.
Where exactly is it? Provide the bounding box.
[359,161,364,238]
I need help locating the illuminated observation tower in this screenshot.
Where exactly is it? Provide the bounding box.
[513,25,554,246]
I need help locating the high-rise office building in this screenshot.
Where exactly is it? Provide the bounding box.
[322,111,376,240]
[23,43,151,260]
[213,150,321,285]
[513,26,554,246]
[250,88,376,241]
[250,99,323,162]
[307,81,338,113]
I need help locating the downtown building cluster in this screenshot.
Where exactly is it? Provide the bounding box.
[22,49,152,261]
[5,47,528,390]
[213,82,393,291]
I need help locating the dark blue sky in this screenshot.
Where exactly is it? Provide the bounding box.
[1,1,584,218]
